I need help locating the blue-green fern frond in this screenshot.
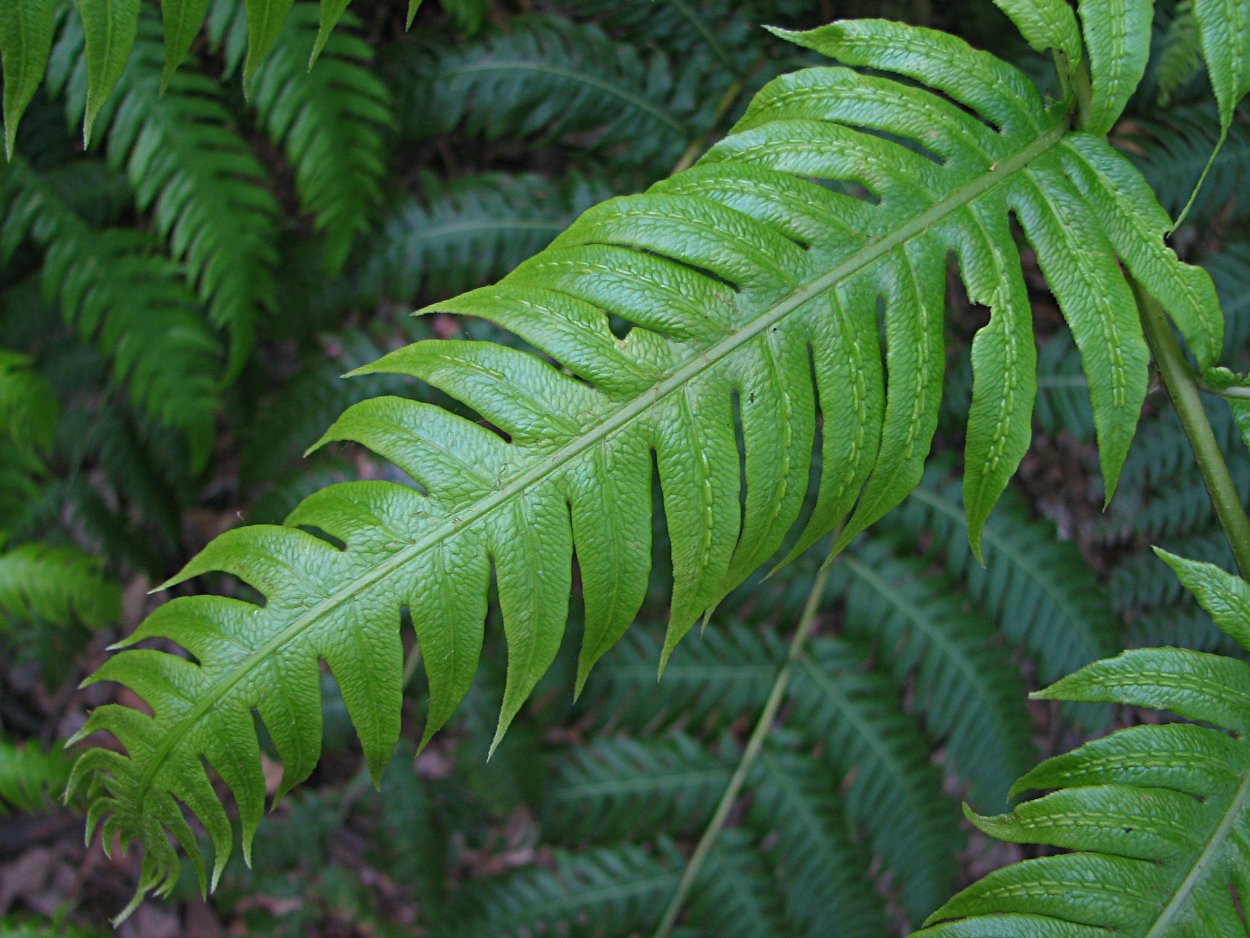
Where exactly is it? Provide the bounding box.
[842,537,1038,806]
[390,15,722,167]
[896,465,1119,728]
[357,171,614,306]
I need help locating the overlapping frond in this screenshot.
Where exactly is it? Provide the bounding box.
[356,172,612,306]
[916,550,1250,938]
[0,348,57,453]
[0,739,72,815]
[390,14,719,166]
[73,15,1224,911]
[0,542,119,632]
[56,16,279,378]
[0,159,221,458]
[249,4,393,274]
[897,465,1119,726]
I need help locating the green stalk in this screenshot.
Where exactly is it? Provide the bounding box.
[1134,282,1250,578]
[652,553,836,937]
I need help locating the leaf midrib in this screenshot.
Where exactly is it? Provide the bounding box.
[135,116,1069,806]
[1144,746,1250,936]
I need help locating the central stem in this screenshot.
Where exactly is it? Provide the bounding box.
[1133,282,1250,578]
[652,551,837,937]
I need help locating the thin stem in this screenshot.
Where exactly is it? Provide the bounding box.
[1134,282,1250,577]
[652,551,838,937]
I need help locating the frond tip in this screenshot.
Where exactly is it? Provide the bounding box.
[915,549,1250,937]
[73,14,1225,916]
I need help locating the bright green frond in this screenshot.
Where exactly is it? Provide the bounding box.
[0,542,119,631]
[915,552,1250,937]
[0,0,59,158]
[0,348,58,453]
[74,18,1220,910]
[0,739,71,816]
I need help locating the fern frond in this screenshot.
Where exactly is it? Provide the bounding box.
[1155,1,1201,104]
[392,15,719,167]
[545,734,728,842]
[75,17,1224,907]
[60,15,279,378]
[897,466,1119,725]
[684,830,789,938]
[0,739,71,815]
[1126,106,1250,224]
[0,542,119,631]
[0,158,221,460]
[249,4,392,274]
[580,622,785,731]
[748,744,890,937]
[1207,241,1250,352]
[357,171,614,306]
[842,537,1038,806]
[791,636,963,923]
[0,348,58,453]
[916,549,1250,937]
[446,843,681,938]
[1032,332,1096,441]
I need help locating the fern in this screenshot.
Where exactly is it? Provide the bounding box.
[54,15,280,378]
[73,11,1231,913]
[896,465,1119,725]
[916,549,1250,937]
[0,348,57,453]
[391,15,722,167]
[1154,1,1202,104]
[841,537,1038,806]
[356,171,614,306]
[249,4,392,274]
[0,159,221,460]
[0,739,72,815]
[0,542,120,632]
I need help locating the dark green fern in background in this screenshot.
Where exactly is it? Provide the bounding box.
[2,0,1250,935]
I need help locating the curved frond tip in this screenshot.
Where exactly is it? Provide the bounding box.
[73,17,1222,912]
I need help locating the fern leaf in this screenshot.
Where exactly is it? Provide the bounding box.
[1156,1,1202,104]
[545,734,728,843]
[0,740,71,815]
[249,4,391,274]
[0,348,57,453]
[898,466,1119,727]
[791,637,963,922]
[1077,0,1152,135]
[749,745,890,937]
[1193,0,1250,131]
[0,0,59,158]
[393,15,715,167]
[76,18,1222,907]
[358,171,613,305]
[842,539,1038,807]
[242,0,293,87]
[685,830,789,938]
[916,549,1250,937]
[1127,108,1250,224]
[78,0,140,145]
[0,159,221,459]
[446,843,681,938]
[61,15,279,378]
[0,542,119,631]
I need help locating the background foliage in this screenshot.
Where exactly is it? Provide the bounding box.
[0,0,1248,934]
